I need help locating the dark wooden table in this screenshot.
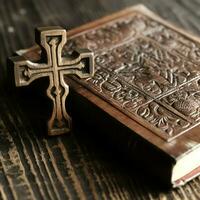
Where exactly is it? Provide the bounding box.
[1,0,200,199]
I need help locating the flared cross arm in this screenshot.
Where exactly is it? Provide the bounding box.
[11,26,94,136]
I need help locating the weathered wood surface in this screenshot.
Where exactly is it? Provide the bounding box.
[1,0,200,199]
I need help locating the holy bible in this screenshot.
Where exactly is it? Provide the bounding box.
[14,5,200,187]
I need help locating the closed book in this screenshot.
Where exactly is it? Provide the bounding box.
[15,5,200,187]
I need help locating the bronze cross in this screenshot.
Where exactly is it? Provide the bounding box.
[11,26,94,136]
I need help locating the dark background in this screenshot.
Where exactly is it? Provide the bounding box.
[0,0,200,199]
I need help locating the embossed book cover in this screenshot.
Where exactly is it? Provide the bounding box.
[16,5,200,187]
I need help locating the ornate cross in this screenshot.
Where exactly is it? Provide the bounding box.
[11,26,94,136]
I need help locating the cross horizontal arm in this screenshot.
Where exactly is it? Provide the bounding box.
[61,49,94,79]
[11,55,51,86]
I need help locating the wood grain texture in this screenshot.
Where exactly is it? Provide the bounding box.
[1,0,200,199]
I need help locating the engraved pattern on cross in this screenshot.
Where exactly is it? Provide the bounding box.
[11,26,94,136]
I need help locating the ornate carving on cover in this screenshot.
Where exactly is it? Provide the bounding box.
[136,102,191,137]
[141,16,200,63]
[66,10,200,141]
[94,38,199,98]
[68,18,137,51]
[69,13,200,63]
[87,68,152,111]
[160,79,200,122]
[84,67,193,140]
[12,27,94,136]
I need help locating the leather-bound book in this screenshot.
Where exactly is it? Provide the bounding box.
[16,5,200,187]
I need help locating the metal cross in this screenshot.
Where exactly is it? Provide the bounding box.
[11,26,94,136]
